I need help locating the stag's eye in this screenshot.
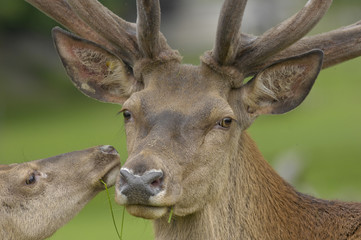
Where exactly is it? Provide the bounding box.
[122,110,132,121]
[25,173,36,185]
[217,117,233,129]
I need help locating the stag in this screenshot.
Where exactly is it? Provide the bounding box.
[0,145,120,240]
[26,0,361,239]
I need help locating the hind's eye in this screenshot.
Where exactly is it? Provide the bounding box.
[122,110,132,121]
[25,173,36,185]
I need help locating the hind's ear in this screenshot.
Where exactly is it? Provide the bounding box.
[52,27,141,104]
[241,50,323,116]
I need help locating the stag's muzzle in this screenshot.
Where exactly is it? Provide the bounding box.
[116,168,164,205]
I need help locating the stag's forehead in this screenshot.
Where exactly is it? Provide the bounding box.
[130,63,231,110]
[142,63,229,92]
[126,78,233,120]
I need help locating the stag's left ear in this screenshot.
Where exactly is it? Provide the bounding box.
[52,27,139,104]
[241,50,323,116]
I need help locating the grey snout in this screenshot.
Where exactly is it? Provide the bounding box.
[119,168,164,204]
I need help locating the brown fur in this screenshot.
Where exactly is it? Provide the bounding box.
[153,132,361,240]
[0,146,120,240]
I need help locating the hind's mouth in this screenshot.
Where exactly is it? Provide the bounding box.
[100,163,121,187]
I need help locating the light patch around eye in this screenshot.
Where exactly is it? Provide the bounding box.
[33,170,48,179]
[32,171,48,183]
[39,172,48,179]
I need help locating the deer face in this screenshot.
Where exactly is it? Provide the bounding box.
[51,0,323,220]
[53,29,322,219]
[114,63,242,218]
[0,146,120,239]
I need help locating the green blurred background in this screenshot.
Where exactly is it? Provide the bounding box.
[1,0,361,239]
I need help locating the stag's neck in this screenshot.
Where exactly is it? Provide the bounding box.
[153,131,361,240]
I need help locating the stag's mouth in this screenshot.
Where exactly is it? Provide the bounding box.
[125,204,169,219]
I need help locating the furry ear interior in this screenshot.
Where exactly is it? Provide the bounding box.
[241,50,323,116]
[52,27,139,104]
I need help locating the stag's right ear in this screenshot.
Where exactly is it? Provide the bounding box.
[52,27,139,104]
[240,50,323,116]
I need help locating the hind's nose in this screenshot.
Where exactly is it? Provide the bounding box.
[99,145,118,155]
[118,168,164,204]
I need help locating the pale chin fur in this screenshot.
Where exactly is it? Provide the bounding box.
[102,166,120,187]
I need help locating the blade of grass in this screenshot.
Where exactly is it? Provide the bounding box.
[100,180,123,240]
[168,207,174,223]
[120,201,125,238]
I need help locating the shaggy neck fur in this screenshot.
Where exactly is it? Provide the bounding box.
[153,131,361,240]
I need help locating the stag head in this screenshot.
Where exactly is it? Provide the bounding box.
[26,0,361,220]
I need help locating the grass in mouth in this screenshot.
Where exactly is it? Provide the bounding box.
[168,207,174,223]
[100,180,125,240]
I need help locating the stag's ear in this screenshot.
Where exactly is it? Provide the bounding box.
[52,27,138,104]
[241,50,323,116]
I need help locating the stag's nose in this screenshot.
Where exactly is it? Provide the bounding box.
[118,168,164,204]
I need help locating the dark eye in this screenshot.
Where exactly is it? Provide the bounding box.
[217,117,233,129]
[122,110,132,121]
[25,173,36,185]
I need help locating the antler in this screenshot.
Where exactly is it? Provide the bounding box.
[207,0,361,81]
[26,0,179,67]
[244,21,361,75]
[237,0,332,71]
[24,0,111,50]
[67,0,142,65]
[136,0,162,58]
[213,0,248,65]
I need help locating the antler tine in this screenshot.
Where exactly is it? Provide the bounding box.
[242,21,361,76]
[67,0,141,66]
[25,0,112,52]
[213,0,248,65]
[136,0,162,58]
[238,0,332,72]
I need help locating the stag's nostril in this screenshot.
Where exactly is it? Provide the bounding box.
[144,171,163,189]
[100,145,118,155]
[119,168,134,182]
[150,177,163,188]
